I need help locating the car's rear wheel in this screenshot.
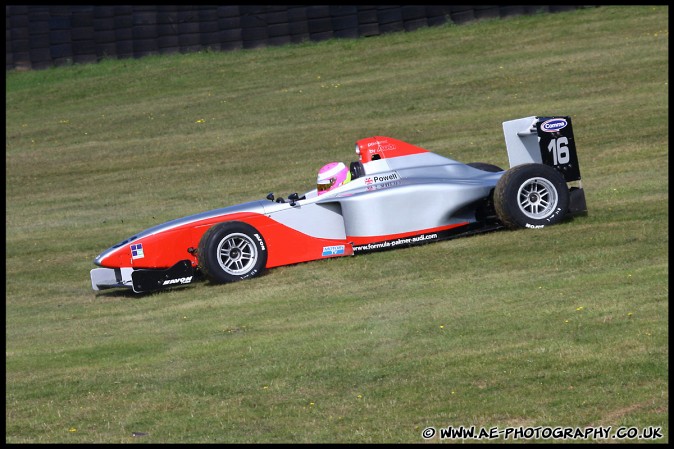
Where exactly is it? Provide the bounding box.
[494,163,569,229]
[198,222,267,284]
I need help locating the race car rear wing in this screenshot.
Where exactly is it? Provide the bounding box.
[503,115,586,216]
[502,116,581,183]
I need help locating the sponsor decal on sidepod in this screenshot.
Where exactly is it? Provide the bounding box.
[322,245,345,257]
[364,172,400,185]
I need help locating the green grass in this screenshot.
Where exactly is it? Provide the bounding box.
[5,5,668,443]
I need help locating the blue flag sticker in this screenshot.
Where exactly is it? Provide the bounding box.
[131,243,145,259]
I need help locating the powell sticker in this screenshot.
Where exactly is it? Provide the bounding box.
[130,243,144,259]
[364,172,400,185]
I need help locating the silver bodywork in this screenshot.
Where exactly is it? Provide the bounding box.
[304,152,502,238]
[271,117,548,240]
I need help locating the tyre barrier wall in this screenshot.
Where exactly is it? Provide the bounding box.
[6,5,592,71]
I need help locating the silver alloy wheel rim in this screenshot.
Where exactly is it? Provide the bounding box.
[216,233,258,275]
[517,177,558,220]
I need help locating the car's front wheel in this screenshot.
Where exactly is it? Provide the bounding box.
[494,163,569,229]
[197,222,267,284]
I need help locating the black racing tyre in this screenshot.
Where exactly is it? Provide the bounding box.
[467,162,504,173]
[494,163,569,229]
[350,161,366,179]
[197,222,267,284]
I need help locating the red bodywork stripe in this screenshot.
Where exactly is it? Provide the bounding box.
[98,212,352,270]
[243,214,352,268]
[99,211,470,271]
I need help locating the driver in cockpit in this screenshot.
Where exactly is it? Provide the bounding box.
[316,162,351,196]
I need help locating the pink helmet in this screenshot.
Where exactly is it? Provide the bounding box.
[317,162,351,195]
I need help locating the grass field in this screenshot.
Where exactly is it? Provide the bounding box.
[5,5,668,443]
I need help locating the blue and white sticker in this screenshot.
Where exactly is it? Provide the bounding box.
[322,245,345,257]
[131,243,145,259]
[540,118,568,133]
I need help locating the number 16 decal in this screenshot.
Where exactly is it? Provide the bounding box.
[547,137,570,166]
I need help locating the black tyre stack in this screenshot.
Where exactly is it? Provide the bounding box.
[287,6,310,43]
[218,6,242,51]
[94,6,117,61]
[114,6,133,59]
[178,6,201,54]
[27,7,50,70]
[331,6,359,39]
[266,7,292,47]
[49,6,73,67]
[241,5,268,49]
[132,5,158,58]
[71,6,96,64]
[6,6,595,71]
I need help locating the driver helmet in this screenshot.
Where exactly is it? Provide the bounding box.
[317,162,351,195]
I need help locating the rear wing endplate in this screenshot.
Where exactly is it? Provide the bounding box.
[502,116,581,182]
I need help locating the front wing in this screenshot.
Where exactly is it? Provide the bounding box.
[91,260,196,293]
